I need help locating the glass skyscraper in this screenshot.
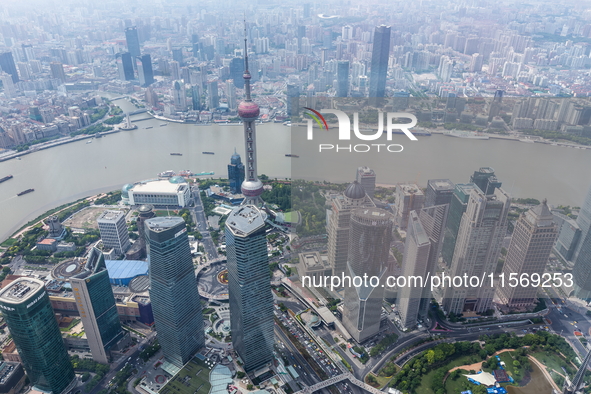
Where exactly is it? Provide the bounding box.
[228,151,245,194]
[336,60,349,97]
[342,208,393,342]
[226,205,274,372]
[441,183,476,267]
[146,217,205,368]
[368,25,390,102]
[137,54,154,87]
[0,278,75,394]
[70,248,127,363]
[572,183,591,298]
[0,52,19,83]
[117,52,135,81]
[124,26,141,58]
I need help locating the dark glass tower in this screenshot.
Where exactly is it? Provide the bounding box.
[342,208,392,342]
[441,183,476,267]
[172,48,184,66]
[124,27,141,58]
[470,167,502,196]
[337,60,349,97]
[146,217,205,368]
[228,150,245,194]
[226,206,273,372]
[572,183,591,298]
[70,248,126,363]
[368,25,390,102]
[137,54,154,87]
[117,52,135,81]
[0,278,75,394]
[0,52,19,83]
[425,179,455,207]
[230,58,245,90]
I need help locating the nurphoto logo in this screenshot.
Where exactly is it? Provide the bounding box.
[304,107,419,153]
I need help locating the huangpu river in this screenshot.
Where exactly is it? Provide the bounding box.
[1,97,590,241]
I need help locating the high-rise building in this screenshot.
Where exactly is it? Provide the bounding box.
[342,208,392,342]
[172,80,187,111]
[47,215,65,239]
[571,184,591,299]
[170,60,180,80]
[443,187,511,314]
[226,206,273,372]
[50,61,66,84]
[356,167,376,198]
[442,183,477,267]
[397,204,448,329]
[470,167,502,195]
[397,211,431,329]
[394,184,425,230]
[336,60,349,97]
[97,210,130,256]
[286,84,299,116]
[238,34,264,206]
[0,278,75,394]
[327,181,375,276]
[137,54,154,87]
[226,80,237,110]
[0,52,19,83]
[425,179,455,207]
[117,52,134,81]
[191,85,201,111]
[124,27,141,59]
[70,248,127,363]
[208,80,219,110]
[368,25,390,103]
[229,57,245,89]
[146,217,205,367]
[228,150,245,194]
[172,48,184,66]
[0,73,16,99]
[497,201,557,311]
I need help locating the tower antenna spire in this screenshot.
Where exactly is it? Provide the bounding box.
[243,16,252,101]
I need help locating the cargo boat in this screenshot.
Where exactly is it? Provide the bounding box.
[0,175,13,183]
[17,189,34,196]
[285,154,299,158]
[158,170,176,177]
[202,152,214,155]
[443,129,489,140]
[170,153,183,156]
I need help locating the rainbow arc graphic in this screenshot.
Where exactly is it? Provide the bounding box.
[304,107,329,130]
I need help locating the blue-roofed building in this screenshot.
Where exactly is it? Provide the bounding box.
[209,364,233,394]
[105,260,149,286]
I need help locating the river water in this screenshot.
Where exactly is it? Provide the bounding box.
[1,97,590,242]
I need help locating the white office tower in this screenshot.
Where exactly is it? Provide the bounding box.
[97,210,130,256]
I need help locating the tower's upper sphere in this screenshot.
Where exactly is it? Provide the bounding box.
[238,101,260,119]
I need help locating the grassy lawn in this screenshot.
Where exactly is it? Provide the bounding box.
[497,351,518,376]
[159,358,211,394]
[0,238,17,247]
[416,355,482,394]
[445,369,473,394]
[530,351,576,377]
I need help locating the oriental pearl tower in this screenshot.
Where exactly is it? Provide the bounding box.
[238,29,264,206]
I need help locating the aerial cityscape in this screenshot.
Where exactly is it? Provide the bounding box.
[1,1,591,394]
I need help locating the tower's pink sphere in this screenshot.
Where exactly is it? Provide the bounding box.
[238,101,260,119]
